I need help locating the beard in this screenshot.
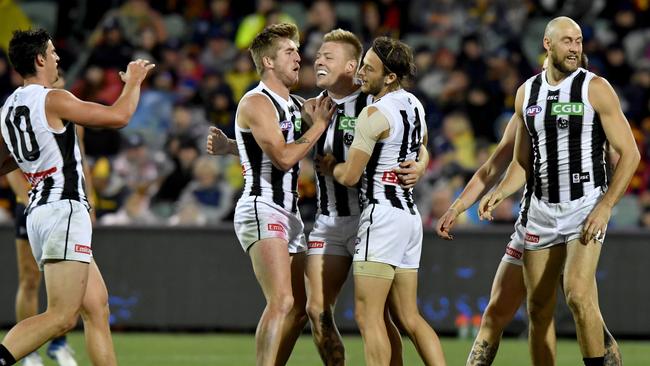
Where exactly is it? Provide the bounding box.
[361,78,382,96]
[550,49,580,74]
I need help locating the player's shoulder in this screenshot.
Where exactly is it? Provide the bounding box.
[238,92,277,120]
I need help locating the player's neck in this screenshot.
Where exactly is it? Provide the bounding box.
[545,66,572,86]
[261,74,291,100]
[374,83,401,101]
[23,74,52,88]
[327,80,359,100]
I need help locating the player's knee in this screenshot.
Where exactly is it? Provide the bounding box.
[483,303,513,328]
[527,298,554,323]
[306,299,328,322]
[81,297,110,322]
[269,294,295,316]
[49,312,79,336]
[564,287,593,316]
[18,270,41,293]
[397,313,422,337]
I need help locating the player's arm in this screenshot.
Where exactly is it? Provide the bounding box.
[436,115,517,239]
[393,131,429,189]
[320,106,389,187]
[581,77,640,243]
[0,136,18,176]
[242,94,335,171]
[6,170,30,204]
[479,85,531,221]
[76,126,97,222]
[46,59,154,129]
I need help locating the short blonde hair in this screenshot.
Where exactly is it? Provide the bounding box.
[323,28,363,63]
[249,23,300,75]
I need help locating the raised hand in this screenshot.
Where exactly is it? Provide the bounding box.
[304,95,336,127]
[119,59,155,84]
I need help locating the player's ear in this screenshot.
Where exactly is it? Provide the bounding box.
[384,72,397,86]
[346,59,358,74]
[543,36,551,52]
[35,53,46,67]
[262,55,274,70]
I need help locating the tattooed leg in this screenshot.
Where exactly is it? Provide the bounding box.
[467,340,499,366]
[317,311,345,366]
[603,326,622,366]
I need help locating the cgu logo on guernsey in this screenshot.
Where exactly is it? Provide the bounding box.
[551,102,584,116]
[526,105,542,116]
[338,116,357,130]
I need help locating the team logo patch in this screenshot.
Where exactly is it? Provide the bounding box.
[381,171,400,185]
[525,233,540,244]
[279,120,293,131]
[294,118,302,132]
[505,246,523,259]
[557,118,569,129]
[572,172,590,184]
[526,105,542,116]
[551,102,584,116]
[74,244,92,255]
[268,223,285,233]
[308,241,324,249]
[344,132,354,146]
[337,116,356,130]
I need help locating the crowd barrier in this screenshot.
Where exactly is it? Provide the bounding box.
[1,225,647,336]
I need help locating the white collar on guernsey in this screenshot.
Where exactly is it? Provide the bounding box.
[328,88,362,106]
[259,81,290,104]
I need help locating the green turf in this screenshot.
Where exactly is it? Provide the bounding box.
[10,332,650,365]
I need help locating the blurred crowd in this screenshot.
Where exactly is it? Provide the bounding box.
[0,0,649,228]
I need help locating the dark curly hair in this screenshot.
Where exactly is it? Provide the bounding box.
[371,37,416,82]
[8,29,51,77]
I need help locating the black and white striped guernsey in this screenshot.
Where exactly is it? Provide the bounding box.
[522,67,607,204]
[0,85,89,213]
[235,82,303,212]
[315,89,371,217]
[362,89,426,214]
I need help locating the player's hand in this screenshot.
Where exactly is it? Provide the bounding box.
[315,153,337,176]
[478,190,504,221]
[580,202,611,244]
[206,126,231,155]
[304,95,336,128]
[394,160,425,189]
[119,59,155,84]
[436,207,461,240]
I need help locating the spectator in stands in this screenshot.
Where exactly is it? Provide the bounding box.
[87,17,134,70]
[169,156,234,225]
[234,0,295,49]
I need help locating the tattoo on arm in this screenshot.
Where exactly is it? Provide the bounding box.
[467,340,499,366]
[293,137,311,145]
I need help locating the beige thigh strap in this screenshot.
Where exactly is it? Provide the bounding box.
[353,261,395,280]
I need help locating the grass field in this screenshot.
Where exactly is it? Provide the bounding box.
[10,332,650,365]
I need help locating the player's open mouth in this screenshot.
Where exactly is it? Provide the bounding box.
[316,70,328,77]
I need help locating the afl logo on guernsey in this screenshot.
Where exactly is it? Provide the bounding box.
[526,105,542,116]
[279,120,293,131]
